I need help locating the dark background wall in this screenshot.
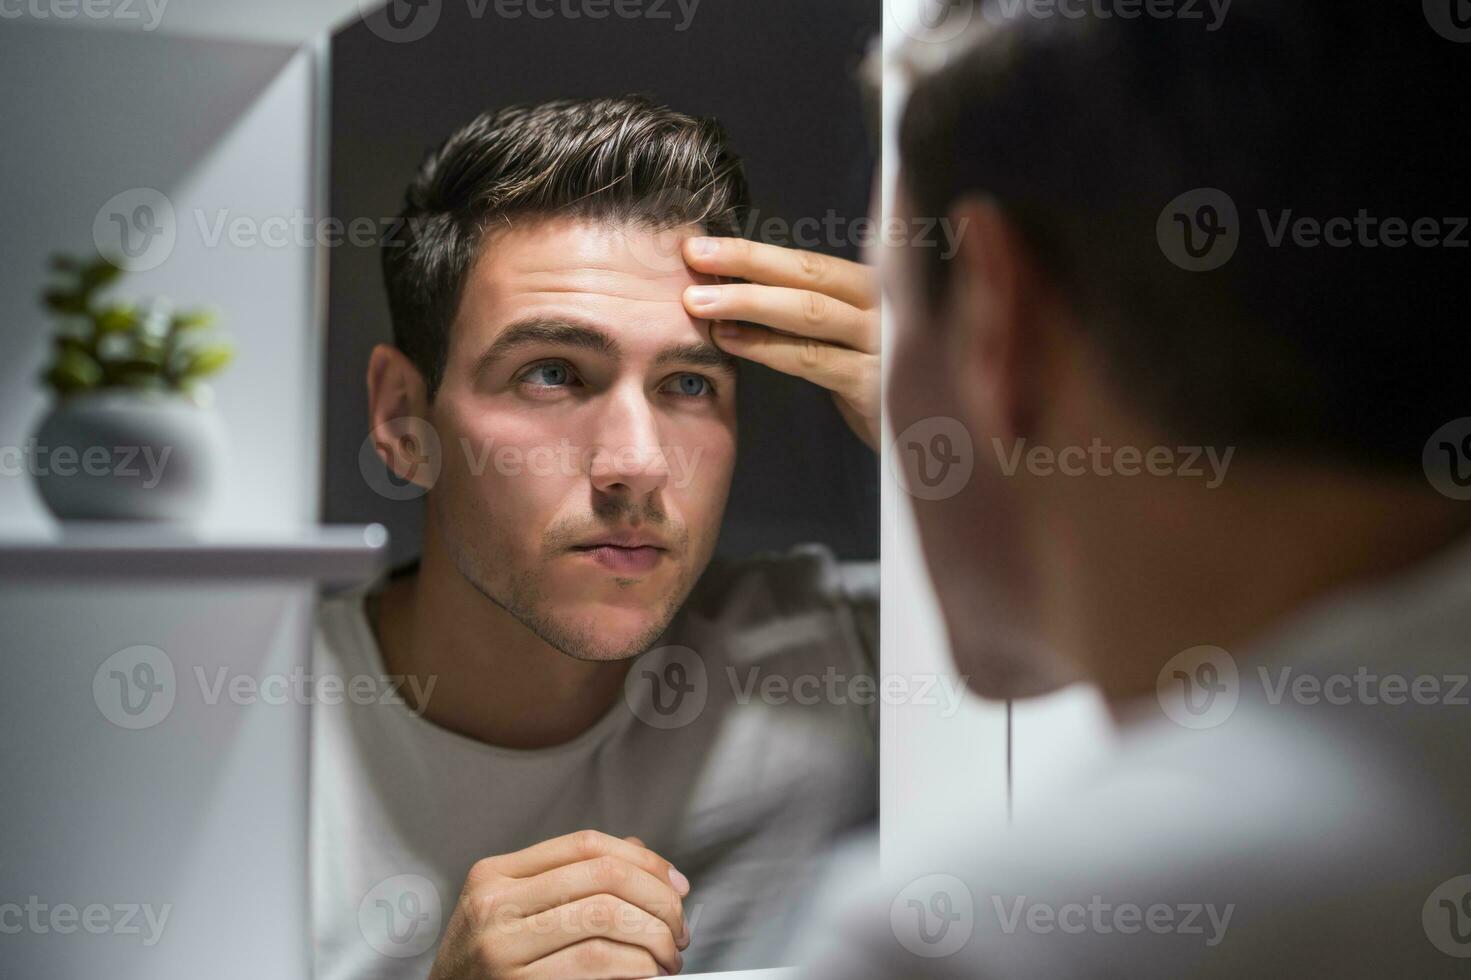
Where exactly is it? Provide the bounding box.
[323,0,880,567]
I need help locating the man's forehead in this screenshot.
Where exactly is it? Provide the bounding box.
[470,216,709,307]
[452,216,718,359]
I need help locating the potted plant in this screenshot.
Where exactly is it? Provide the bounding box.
[32,254,233,523]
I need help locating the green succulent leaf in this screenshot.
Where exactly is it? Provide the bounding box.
[110,358,166,377]
[94,305,140,333]
[39,254,233,395]
[79,258,123,291]
[175,344,234,380]
[116,371,169,392]
[43,349,104,394]
[43,289,88,315]
[54,336,90,357]
[134,334,166,359]
[169,309,215,333]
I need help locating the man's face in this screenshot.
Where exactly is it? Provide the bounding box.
[428,217,737,661]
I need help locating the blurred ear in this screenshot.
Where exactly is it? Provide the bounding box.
[366,343,434,489]
[944,196,1047,446]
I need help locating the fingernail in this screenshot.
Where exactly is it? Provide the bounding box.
[688,236,717,257]
[668,867,691,895]
[713,322,741,340]
[680,923,691,947]
[685,286,720,307]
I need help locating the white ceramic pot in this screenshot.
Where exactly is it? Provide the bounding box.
[31,390,223,523]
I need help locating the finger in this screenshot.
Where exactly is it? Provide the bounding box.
[518,895,682,975]
[521,938,664,980]
[684,283,878,354]
[712,323,875,401]
[488,831,690,897]
[683,236,878,310]
[499,856,688,949]
[623,836,645,847]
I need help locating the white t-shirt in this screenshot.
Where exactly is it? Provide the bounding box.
[310,545,877,979]
[803,535,1471,978]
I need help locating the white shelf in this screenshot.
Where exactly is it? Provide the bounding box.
[0,523,388,584]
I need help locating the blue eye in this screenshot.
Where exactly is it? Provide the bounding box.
[520,362,576,387]
[667,373,712,398]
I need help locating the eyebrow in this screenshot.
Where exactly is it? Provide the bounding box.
[474,317,738,375]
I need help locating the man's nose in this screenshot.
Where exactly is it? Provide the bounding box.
[587,388,670,498]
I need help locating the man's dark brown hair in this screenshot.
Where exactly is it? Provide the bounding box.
[382,95,751,398]
[899,1,1467,475]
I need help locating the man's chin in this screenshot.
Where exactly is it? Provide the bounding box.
[531,600,680,662]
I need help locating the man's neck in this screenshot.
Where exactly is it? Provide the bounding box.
[371,515,632,750]
[1035,459,1471,717]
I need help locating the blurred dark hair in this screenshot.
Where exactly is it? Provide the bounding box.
[900,1,1468,473]
[383,95,751,398]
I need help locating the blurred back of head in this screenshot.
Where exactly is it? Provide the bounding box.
[900,0,1468,474]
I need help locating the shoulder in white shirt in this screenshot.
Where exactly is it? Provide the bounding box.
[807,536,1471,979]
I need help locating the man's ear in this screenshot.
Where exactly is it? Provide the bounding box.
[944,196,1046,445]
[366,343,435,489]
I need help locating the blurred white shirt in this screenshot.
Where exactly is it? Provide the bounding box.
[310,546,877,978]
[806,535,1471,978]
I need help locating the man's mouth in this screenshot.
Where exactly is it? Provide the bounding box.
[569,533,669,575]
